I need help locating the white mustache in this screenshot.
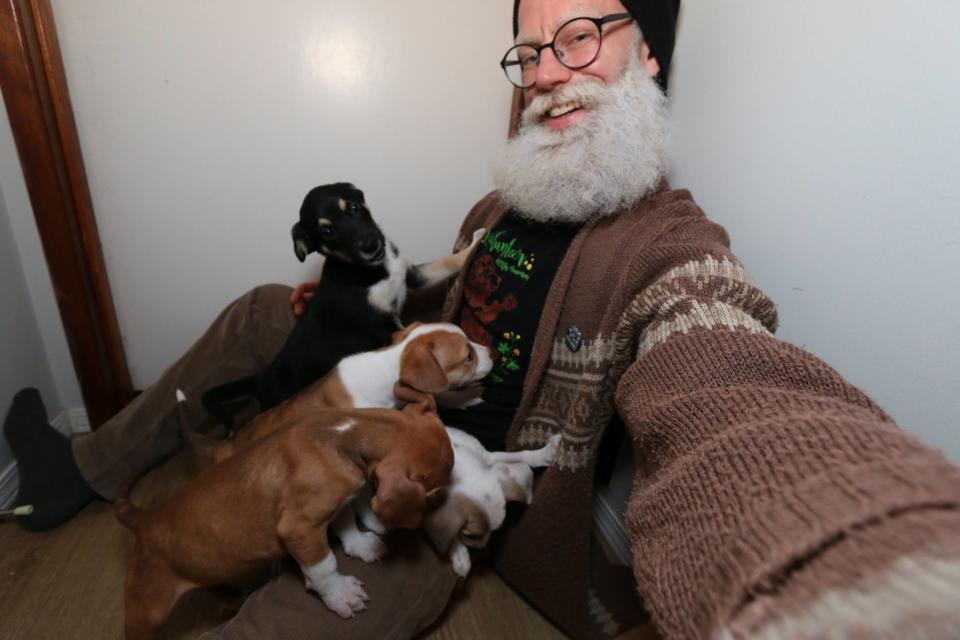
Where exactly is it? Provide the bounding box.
[521,79,609,127]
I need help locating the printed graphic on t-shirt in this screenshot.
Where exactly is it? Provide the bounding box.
[493,330,523,381]
[484,229,537,281]
[461,253,518,350]
[461,227,553,384]
[443,213,575,450]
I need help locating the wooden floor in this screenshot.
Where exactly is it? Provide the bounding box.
[0,452,659,639]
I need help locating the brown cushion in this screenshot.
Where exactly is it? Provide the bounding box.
[201,530,458,640]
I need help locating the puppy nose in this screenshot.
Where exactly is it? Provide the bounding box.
[360,236,382,255]
[474,345,493,377]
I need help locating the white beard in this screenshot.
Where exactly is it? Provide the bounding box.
[493,38,671,225]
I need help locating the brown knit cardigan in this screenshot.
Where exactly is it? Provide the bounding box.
[439,187,960,640]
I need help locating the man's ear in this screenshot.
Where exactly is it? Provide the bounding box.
[291,222,313,262]
[371,461,425,530]
[399,341,449,393]
[640,41,661,78]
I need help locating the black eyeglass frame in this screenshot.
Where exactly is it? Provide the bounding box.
[499,12,634,89]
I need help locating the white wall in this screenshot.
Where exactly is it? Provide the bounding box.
[668,1,960,460]
[46,0,957,462]
[0,169,60,474]
[51,0,514,388]
[0,94,83,414]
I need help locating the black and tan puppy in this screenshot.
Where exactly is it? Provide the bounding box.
[202,182,484,429]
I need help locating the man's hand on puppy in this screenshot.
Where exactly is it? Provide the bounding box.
[290,280,319,317]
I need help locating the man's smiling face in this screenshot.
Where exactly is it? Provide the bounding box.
[494,0,672,224]
[516,0,660,131]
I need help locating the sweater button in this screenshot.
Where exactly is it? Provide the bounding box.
[564,326,583,353]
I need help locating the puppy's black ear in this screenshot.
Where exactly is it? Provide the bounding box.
[291,222,313,262]
[344,183,364,202]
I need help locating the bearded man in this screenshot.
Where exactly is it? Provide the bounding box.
[6,0,960,638]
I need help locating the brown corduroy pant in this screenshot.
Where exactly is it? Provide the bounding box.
[72,284,458,639]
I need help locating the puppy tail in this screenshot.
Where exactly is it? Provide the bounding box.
[176,388,221,469]
[111,389,195,529]
[113,480,143,530]
[111,392,195,530]
[175,387,190,434]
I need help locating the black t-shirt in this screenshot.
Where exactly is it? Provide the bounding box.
[439,212,577,450]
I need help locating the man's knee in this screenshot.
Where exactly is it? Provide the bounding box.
[248,283,294,313]
[241,284,295,331]
[236,284,296,362]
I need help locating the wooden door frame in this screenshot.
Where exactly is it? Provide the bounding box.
[0,0,132,427]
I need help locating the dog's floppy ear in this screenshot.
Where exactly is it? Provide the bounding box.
[391,321,423,345]
[393,380,438,413]
[423,493,491,553]
[458,498,492,549]
[291,222,313,262]
[399,340,449,393]
[371,461,426,530]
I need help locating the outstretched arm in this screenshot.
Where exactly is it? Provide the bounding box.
[614,213,960,639]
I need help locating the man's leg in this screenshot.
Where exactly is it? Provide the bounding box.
[202,530,459,640]
[4,284,296,529]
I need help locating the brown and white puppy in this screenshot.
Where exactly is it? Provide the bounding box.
[117,404,453,639]
[423,428,560,577]
[202,322,492,460]
[185,322,492,561]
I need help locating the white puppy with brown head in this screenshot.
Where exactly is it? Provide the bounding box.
[423,427,560,577]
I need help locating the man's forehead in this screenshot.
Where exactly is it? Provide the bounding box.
[515,2,609,44]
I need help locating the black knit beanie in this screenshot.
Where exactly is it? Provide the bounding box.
[512,0,681,92]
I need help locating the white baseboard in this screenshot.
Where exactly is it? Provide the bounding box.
[51,408,90,436]
[0,462,18,510]
[0,407,89,509]
[593,491,632,566]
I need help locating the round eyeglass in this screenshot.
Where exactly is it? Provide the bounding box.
[499,12,633,89]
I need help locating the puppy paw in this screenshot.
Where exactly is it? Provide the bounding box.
[360,511,387,535]
[313,574,369,619]
[450,544,472,578]
[470,228,486,246]
[342,531,386,563]
[530,433,562,467]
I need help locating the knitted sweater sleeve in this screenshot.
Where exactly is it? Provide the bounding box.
[613,208,960,639]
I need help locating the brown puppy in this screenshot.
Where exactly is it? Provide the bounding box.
[117,404,452,639]
[177,322,492,567]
